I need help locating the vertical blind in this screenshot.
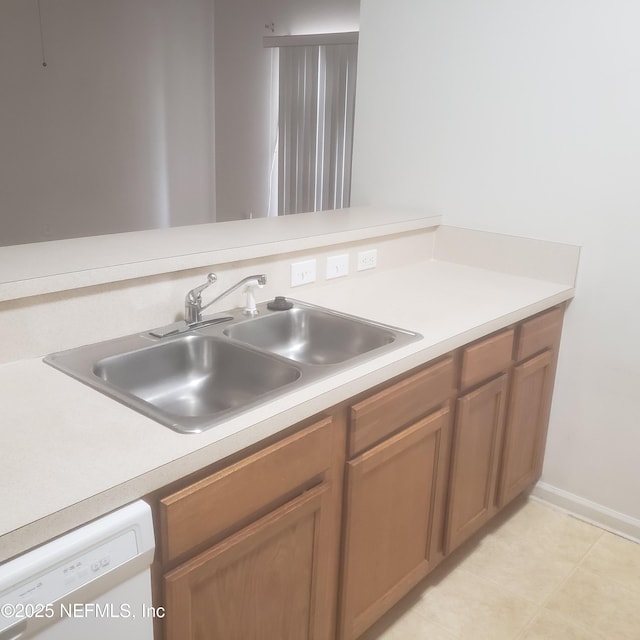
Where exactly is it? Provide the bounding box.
[266,33,358,216]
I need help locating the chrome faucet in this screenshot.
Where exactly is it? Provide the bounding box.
[185,273,267,323]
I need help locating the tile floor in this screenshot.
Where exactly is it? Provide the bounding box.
[360,498,640,640]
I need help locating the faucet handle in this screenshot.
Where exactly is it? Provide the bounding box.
[187,272,217,303]
[185,272,217,324]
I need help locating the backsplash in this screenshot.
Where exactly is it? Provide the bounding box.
[0,229,435,364]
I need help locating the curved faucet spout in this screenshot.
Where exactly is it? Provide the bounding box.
[185,273,267,324]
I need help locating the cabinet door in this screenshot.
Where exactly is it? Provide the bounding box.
[339,406,452,640]
[446,374,508,553]
[498,350,554,507]
[164,483,330,640]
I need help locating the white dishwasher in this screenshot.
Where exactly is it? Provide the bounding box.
[0,500,156,640]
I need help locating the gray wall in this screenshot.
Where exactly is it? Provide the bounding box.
[1,0,215,245]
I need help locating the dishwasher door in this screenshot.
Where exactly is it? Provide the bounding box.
[0,500,156,640]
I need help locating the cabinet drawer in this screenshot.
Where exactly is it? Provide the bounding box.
[460,329,514,389]
[516,306,564,361]
[349,356,455,457]
[159,416,333,564]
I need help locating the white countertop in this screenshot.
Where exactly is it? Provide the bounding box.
[0,258,574,562]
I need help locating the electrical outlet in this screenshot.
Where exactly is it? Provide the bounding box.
[291,259,316,287]
[326,254,349,280]
[357,249,378,271]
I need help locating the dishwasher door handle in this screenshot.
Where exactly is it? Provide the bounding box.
[0,620,26,640]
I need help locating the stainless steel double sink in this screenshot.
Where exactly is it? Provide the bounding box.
[45,299,421,434]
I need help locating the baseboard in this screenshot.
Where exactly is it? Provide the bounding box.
[532,482,640,543]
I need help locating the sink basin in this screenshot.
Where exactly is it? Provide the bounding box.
[224,306,396,365]
[44,299,421,434]
[47,335,300,433]
[94,335,300,417]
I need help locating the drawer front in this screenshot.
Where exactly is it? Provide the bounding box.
[516,306,564,362]
[349,356,455,457]
[159,416,333,564]
[460,329,514,389]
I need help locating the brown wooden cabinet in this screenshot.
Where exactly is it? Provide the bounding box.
[498,307,564,507]
[151,306,566,640]
[445,328,514,552]
[446,373,509,552]
[339,359,455,640]
[446,308,565,552]
[164,484,330,640]
[157,414,345,640]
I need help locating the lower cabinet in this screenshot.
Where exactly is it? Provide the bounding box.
[446,307,564,552]
[156,414,345,640]
[164,484,330,640]
[498,307,564,507]
[339,406,452,640]
[338,356,455,640]
[152,305,565,640]
[446,374,509,552]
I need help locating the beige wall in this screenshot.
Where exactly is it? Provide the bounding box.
[352,0,640,525]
